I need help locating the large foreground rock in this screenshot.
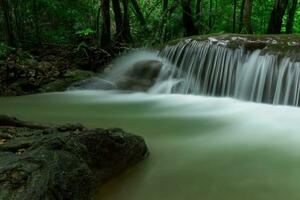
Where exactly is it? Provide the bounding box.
[0,115,149,200]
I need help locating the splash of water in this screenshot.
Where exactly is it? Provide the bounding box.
[71,39,300,106]
[154,39,300,106]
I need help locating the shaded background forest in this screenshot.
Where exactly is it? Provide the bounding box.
[1,0,299,50]
[0,0,299,96]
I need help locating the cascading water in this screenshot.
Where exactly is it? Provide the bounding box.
[2,36,300,200]
[152,39,300,106]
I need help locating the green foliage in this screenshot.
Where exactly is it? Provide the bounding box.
[76,28,96,37]
[0,0,299,49]
[0,43,15,60]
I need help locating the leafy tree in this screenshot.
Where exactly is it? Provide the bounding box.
[0,0,299,50]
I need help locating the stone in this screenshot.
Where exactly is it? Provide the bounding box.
[0,115,149,200]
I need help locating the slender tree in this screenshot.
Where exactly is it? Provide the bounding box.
[233,0,237,33]
[100,0,111,47]
[112,0,123,42]
[267,0,289,34]
[242,0,253,33]
[156,0,179,43]
[163,0,168,11]
[130,0,146,26]
[0,0,18,47]
[121,0,133,43]
[195,0,202,16]
[209,0,213,29]
[286,0,299,33]
[95,3,101,44]
[182,0,198,36]
[239,0,246,33]
[32,0,41,44]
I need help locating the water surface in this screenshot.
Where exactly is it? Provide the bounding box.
[1,90,300,200]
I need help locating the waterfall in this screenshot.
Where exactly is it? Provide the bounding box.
[152,39,300,106]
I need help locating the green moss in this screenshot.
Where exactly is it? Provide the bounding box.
[40,69,95,93]
[162,34,300,53]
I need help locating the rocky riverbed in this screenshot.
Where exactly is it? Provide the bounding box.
[0,115,149,200]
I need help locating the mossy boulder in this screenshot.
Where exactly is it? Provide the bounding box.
[0,115,149,200]
[165,34,300,57]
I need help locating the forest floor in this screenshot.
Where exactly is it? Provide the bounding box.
[0,44,119,96]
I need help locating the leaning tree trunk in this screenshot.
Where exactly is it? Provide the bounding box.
[182,0,198,36]
[267,0,289,34]
[286,0,298,33]
[100,0,111,47]
[130,0,146,27]
[0,0,18,47]
[121,0,133,43]
[243,0,253,34]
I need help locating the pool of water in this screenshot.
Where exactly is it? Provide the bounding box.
[1,90,300,200]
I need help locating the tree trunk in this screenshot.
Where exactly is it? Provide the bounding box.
[121,0,133,43]
[286,0,298,33]
[32,0,41,44]
[163,0,168,11]
[112,0,123,42]
[13,0,22,41]
[243,0,253,34]
[267,0,289,34]
[130,0,146,26]
[239,0,245,33]
[209,0,213,29]
[95,3,101,45]
[233,0,237,33]
[100,0,111,47]
[156,0,179,43]
[182,0,198,36]
[0,0,18,47]
[195,0,202,16]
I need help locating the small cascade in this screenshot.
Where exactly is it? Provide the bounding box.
[153,39,300,106]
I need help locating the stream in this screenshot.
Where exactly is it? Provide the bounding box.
[1,90,300,200]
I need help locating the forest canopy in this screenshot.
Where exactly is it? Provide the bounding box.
[0,0,299,50]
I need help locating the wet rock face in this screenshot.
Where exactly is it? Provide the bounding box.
[168,34,300,57]
[131,60,162,79]
[116,60,163,91]
[70,60,163,92]
[0,115,149,200]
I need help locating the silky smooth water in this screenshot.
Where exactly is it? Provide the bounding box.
[1,90,300,200]
[158,40,300,106]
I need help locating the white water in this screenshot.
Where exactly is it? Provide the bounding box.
[157,40,300,106]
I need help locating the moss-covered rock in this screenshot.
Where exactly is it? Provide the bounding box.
[39,69,94,93]
[164,34,300,56]
[0,115,149,200]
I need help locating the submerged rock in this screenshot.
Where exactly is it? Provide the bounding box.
[0,115,149,200]
[68,77,117,91]
[70,59,163,92]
